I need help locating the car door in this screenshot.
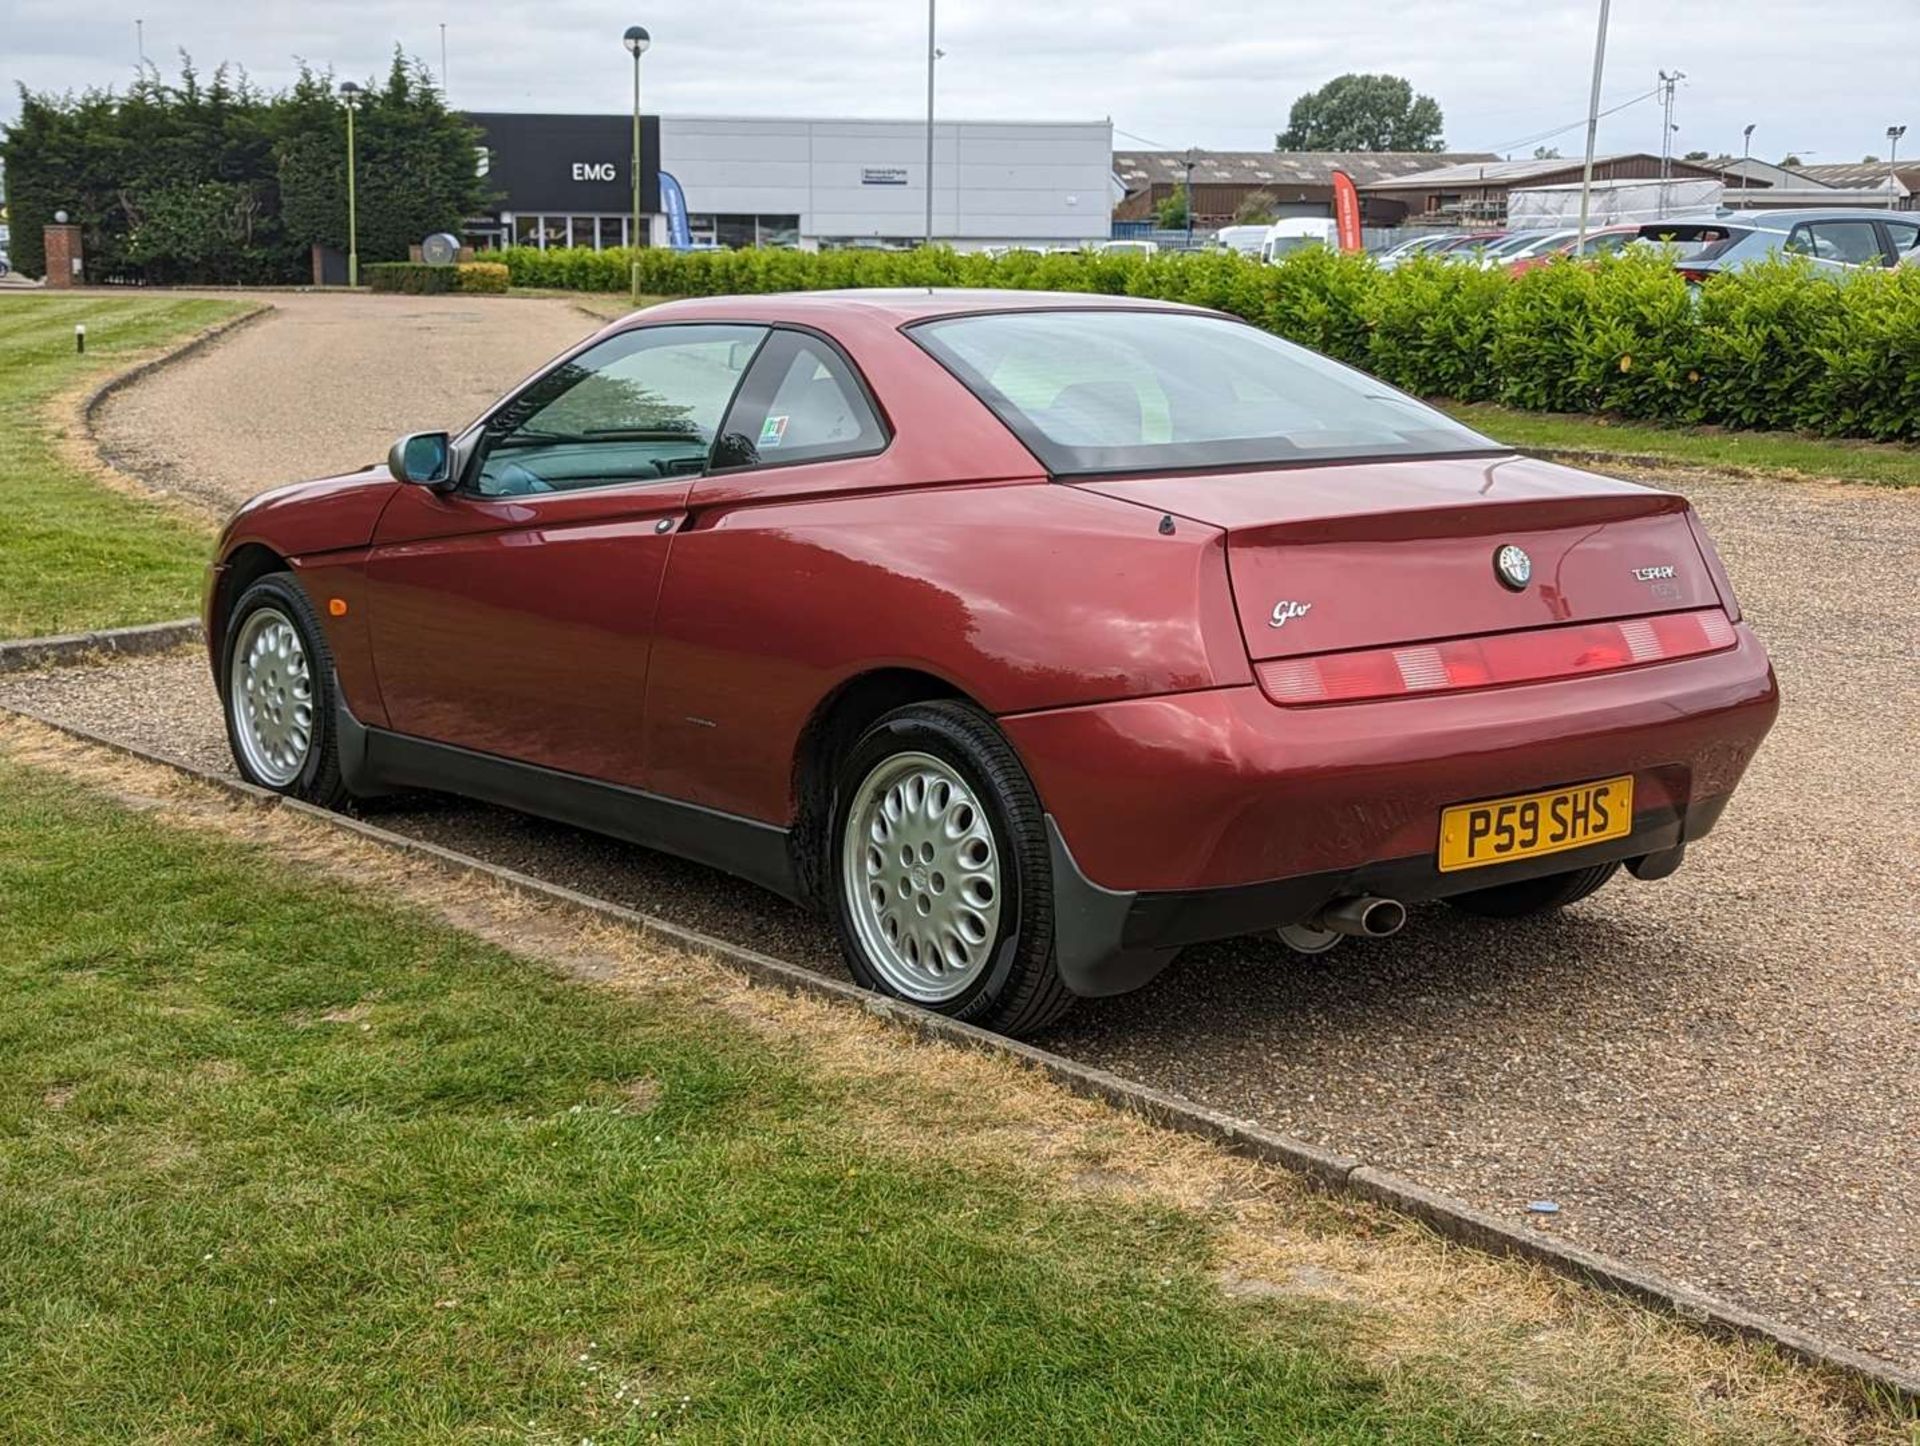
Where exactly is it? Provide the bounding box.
[364,322,767,788]
[1784,219,1887,272]
[640,327,894,814]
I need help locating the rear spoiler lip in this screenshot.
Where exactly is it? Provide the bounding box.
[1222,490,1691,547]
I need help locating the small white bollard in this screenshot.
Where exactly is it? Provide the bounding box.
[75,323,87,355]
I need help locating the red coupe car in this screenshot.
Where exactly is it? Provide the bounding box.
[206,290,1778,1035]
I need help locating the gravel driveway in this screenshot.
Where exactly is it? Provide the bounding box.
[94,290,605,515]
[8,300,1918,1370]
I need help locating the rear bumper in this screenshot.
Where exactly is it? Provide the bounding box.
[1006,626,1778,996]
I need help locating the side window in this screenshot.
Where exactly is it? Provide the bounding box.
[1790,221,1884,266]
[711,331,887,471]
[471,324,766,497]
[1883,220,1920,255]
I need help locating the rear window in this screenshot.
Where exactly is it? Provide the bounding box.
[910,310,1502,478]
[1636,224,1750,261]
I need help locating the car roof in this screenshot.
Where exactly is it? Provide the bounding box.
[624,288,1209,329]
[1707,207,1913,230]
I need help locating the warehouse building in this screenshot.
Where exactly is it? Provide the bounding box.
[464,112,1115,251]
[1358,153,1752,227]
[1112,150,1500,229]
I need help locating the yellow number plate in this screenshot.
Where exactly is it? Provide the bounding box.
[1438,776,1633,873]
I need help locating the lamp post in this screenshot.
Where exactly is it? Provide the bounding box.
[339,81,361,287]
[1183,146,1198,248]
[924,0,937,246]
[1574,0,1612,251]
[1740,123,1755,198]
[1889,125,1908,201]
[624,25,651,306]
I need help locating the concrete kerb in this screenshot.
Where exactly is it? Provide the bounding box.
[3,695,1917,1409]
[0,618,204,674]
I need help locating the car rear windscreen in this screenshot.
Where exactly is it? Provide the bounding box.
[910,310,1504,477]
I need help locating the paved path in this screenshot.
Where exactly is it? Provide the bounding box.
[93,291,606,515]
[9,302,1919,1369]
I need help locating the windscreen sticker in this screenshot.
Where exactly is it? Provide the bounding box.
[759,415,789,448]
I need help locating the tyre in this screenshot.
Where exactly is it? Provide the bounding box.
[1445,860,1620,919]
[831,701,1073,1036]
[220,572,349,808]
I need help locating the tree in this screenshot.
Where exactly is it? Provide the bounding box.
[1231,190,1278,225]
[1532,146,1561,160]
[0,50,487,284]
[1682,150,1709,162]
[1862,154,1880,164]
[1155,184,1189,230]
[1780,154,1804,168]
[1276,74,1444,153]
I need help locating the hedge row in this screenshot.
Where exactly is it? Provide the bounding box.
[495,244,1920,442]
[367,261,509,295]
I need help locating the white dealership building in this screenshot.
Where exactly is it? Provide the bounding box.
[465,112,1116,252]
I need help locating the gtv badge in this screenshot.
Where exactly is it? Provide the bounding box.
[1493,544,1533,591]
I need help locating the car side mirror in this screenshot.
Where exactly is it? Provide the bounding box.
[388,431,453,488]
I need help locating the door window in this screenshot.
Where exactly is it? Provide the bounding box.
[471,325,767,496]
[711,331,888,470]
[1883,220,1920,255]
[1785,221,1885,266]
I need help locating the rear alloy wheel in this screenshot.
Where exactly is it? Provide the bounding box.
[831,702,1072,1036]
[221,572,348,808]
[1446,860,1620,919]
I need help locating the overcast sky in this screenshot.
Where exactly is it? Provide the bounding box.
[2,0,1910,165]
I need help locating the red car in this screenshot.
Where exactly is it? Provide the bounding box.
[206,291,1777,1035]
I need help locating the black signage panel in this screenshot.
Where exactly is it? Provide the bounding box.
[468,112,661,214]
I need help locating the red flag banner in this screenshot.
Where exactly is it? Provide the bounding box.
[1331,170,1363,253]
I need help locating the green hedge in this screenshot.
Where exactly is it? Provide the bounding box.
[493,244,1920,442]
[366,261,510,295]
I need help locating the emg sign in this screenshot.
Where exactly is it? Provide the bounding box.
[571,162,619,182]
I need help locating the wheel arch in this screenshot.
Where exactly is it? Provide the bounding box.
[210,543,291,686]
[789,667,974,908]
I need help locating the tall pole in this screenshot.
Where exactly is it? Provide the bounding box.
[1574,0,1611,252]
[1184,148,1197,247]
[343,91,360,288]
[440,23,449,100]
[924,0,936,246]
[136,19,146,68]
[1741,124,1754,199]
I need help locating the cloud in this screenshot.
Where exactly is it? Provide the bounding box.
[2,0,1909,165]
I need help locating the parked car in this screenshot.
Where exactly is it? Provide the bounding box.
[206,291,1778,1036]
[0,250,10,279]
[1470,230,1566,268]
[1094,239,1160,258]
[1640,209,1920,281]
[1373,233,1461,268]
[1506,225,1643,275]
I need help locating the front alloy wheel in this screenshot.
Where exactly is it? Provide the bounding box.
[221,572,348,807]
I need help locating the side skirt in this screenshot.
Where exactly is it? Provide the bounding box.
[336,702,801,903]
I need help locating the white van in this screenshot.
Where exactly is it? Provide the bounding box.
[1212,225,1270,257]
[1259,217,1339,263]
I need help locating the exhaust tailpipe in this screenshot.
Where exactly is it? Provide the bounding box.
[1318,895,1407,939]
[1276,895,1407,955]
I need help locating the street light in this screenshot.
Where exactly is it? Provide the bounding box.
[624,25,650,307]
[1889,125,1908,196]
[339,81,362,287]
[1183,146,1198,248]
[1741,122,1755,198]
[1574,0,1612,251]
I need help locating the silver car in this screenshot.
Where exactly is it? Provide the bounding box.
[1645,208,1920,280]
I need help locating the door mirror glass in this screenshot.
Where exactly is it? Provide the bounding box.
[389,431,452,487]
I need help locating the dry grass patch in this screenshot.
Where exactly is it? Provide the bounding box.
[0,712,1907,1443]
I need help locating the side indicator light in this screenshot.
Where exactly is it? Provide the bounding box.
[328,598,349,617]
[1257,608,1737,706]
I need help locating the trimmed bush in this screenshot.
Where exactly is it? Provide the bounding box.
[367,260,511,295]
[485,242,1920,444]
[455,261,510,294]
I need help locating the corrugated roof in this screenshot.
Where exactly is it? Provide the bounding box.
[1113,150,1499,191]
[1794,162,1920,189]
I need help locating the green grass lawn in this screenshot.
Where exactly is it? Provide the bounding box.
[1444,401,1920,488]
[0,754,1881,1444]
[0,294,248,640]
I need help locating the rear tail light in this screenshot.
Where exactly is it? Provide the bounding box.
[1257,608,1738,706]
[1678,267,1711,284]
